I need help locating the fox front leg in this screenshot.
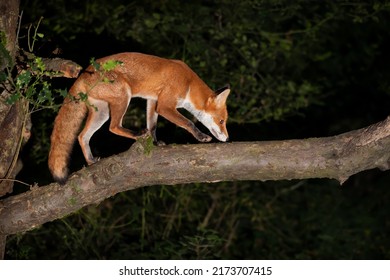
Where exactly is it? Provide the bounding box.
[157,104,212,142]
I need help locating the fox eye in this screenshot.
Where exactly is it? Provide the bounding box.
[219,119,224,125]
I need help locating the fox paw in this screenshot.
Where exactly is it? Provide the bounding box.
[197,133,212,142]
[154,140,166,146]
[136,129,149,137]
[87,157,100,165]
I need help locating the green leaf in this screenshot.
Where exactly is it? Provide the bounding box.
[6,93,20,105]
[90,57,100,71]
[16,71,32,88]
[0,71,7,83]
[102,59,123,72]
[37,85,52,103]
[57,88,69,98]
[34,57,45,72]
[25,85,35,99]
[102,77,112,83]
[78,92,88,101]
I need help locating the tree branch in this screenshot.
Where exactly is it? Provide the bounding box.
[1,116,390,235]
[41,57,82,78]
[18,50,82,78]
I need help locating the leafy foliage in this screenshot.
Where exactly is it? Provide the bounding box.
[1,21,63,115]
[4,57,57,112]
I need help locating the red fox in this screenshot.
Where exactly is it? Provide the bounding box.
[48,52,230,183]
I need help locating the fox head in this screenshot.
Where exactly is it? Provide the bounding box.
[199,86,230,142]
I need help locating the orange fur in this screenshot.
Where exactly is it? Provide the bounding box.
[48,52,230,183]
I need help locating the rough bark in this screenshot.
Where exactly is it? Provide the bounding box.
[18,50,82,78]
[0,100,28,195]
[0,0,21,197]
[0,116,389,236]
[0,0,19,64]
[41,57,82,78]
[0,0,20,261]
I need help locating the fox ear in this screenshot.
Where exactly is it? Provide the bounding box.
[215,84,230,95]
[215,88,230,106]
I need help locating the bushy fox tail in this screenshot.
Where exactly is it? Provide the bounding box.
[48,94,88,184]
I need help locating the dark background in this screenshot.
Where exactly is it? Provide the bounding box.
[6,0,390,259]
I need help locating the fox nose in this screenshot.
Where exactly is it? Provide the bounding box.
[225,137,230,142]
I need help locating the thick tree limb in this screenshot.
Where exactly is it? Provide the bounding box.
[0,0,20,260]
[18,50,82,78]
[41,57,82,78]
[0,0,22,198]
[1,116,390,236]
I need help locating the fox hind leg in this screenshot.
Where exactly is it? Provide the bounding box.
[108,92,145,139]
[147,99,158,141]
[146,99,165,145]
[78,98,109,165]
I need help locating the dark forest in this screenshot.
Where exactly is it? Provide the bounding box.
[2,0,390,259]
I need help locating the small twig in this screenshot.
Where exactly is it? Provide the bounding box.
[0,178,32,188]
[27,16,43,52]
[15,10,23,51]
